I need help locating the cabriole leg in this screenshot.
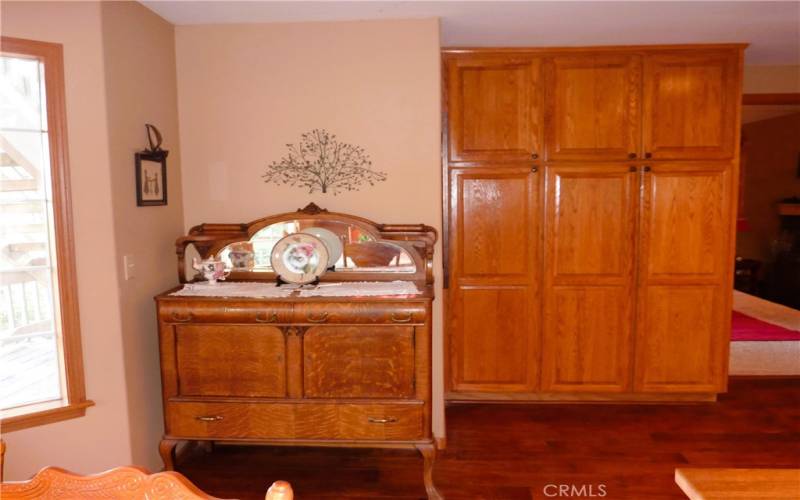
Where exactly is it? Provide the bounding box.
[415,442,442,500]
[159,439,179,471]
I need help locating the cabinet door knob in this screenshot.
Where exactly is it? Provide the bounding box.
[629,166,637,172]
[368,417,398,424]
[643,165,652,172]
[307,312,329,323]
[644,152,653,159]
[628,153,637,159]
[171,312,193,322]
[390,312,413,323]
[195,415,224,422]
[531,166,538,173]
[531,153,539,160]
[255,311,278,323]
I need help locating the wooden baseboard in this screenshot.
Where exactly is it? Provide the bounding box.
[445,392,717,403]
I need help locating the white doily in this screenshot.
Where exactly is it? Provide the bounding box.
[170,282,294,298]
[297,281,421,297]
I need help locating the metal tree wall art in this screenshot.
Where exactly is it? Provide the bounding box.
[263,129,387,195]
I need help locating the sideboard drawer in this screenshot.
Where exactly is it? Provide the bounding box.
[159,301,292,324]
[166,401,423,441]
[293,302,426,324]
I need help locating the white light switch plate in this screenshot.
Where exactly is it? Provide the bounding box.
[123,254,136,280]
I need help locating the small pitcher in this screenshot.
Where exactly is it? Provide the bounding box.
[192,257,230,284]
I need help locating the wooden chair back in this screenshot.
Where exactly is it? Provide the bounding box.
[0,465,293,500]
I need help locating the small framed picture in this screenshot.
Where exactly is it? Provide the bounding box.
[135,151,168,206]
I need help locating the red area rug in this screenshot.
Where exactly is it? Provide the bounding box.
[731,311,800,341]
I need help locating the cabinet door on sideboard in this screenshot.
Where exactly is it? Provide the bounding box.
[643,50,740,161]
[303,325,416,399]
[635,163,732,392]
[174,325,288,398]
[448,167,540,394]
[541,165,638,392]
[544,54,642,162]
[445,55,544,163]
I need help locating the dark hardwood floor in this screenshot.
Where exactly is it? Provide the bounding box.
[177,378,800,499]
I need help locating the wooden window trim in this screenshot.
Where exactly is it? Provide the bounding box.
[1,36,93,432]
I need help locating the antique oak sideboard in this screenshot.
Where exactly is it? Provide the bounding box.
[155,204,440,499]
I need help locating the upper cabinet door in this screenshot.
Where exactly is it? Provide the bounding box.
[545,54,642,161]
[643,50,740,160]
[446,55,544,162]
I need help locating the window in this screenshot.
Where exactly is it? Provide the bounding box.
[1,37,91,431]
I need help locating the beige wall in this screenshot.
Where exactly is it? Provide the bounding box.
[1,0,183,479]
[743,64,800,93]
[100,1,184,471]
[174,18,444,435]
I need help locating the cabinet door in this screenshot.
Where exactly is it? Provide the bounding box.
[541,165,638,392]
[643,50,740,160]
[448,167,540,393]
[175,325,287,397]
[545,54,642,161]
[303,326,415,399]
[635,163,732,392]
[446,55,543,162]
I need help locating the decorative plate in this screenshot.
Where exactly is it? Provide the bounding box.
[270,233,329,284]
[301,227,343,268]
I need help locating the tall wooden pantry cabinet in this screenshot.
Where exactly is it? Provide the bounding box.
[443,44,745,402]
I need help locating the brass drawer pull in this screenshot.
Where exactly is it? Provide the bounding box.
[368,417,398,424]
[255,312,278,323]
[171,312,193,322]
[195,415,224,422]
[307,312,329,323]
[390,312,413,323]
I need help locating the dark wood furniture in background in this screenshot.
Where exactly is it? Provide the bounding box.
[443,44,745,401]
[768,206,800,309]
[156,206,440,499]
[734,258,761,294]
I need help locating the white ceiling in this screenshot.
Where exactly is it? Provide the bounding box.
[140,1,800,65]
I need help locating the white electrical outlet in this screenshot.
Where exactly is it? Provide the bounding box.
[123,254,136,280]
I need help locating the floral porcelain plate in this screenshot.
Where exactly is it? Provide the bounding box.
[270,233,330,284]
[301,226,343,268]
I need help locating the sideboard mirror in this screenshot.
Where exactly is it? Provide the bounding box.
[176,203,436,284]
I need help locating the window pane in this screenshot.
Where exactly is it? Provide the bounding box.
[0,54,65,412]
[0,55,46,131]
